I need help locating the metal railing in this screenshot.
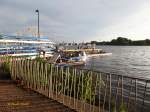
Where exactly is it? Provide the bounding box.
[1,57,150,112]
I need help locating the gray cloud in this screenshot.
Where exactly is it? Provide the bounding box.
[0,0,149,42]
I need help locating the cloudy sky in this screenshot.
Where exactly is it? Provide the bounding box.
[0,0,150,42]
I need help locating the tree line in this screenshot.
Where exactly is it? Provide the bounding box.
[91,37,150,46]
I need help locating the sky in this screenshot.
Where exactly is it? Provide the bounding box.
[0,0,150,42]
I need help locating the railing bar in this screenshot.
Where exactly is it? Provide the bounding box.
[76,70,81,110]
[81,70,84,111]
[141,81,148,112]
[108,74,112,112]
[45,63,48,94]
[135,79,137,112]
[74,68,77,109]
[61,66,64,103]
[121,75,123,104]
[103,75,108,112]
[63,68,68,104]
[56,65,59,99]
[92,73,98,112]
[52,64,55,99]
[90,71,92,112]
[27,60,29,88]
[39,62,41,91]
[99,73,102,112]
[39,63,43,93]
[69,68,74,106]
[47,64,50,98]
[31,61,35,90]
[42,62,44,92]
[29,61,32,89]
[115,76,120,111]
[67,67,70,105]
[50,64,53,99]
[127,79,133,111]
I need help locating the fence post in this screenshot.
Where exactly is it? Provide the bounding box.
[141,80,148,112]
[103,74,108,112]
[108,74,112,112]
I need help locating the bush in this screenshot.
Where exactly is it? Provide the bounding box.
[1,61,10,73]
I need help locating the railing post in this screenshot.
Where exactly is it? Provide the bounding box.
[108,74,112,112]
[92,73,98,112]
[141,80,148,112]
[73,68,77,109]
[99,73,102,112]
[103,74,108,112]
[121,75,123,104]
[115,76,120,111]
[135,79,137,112]
[127,78,133,111]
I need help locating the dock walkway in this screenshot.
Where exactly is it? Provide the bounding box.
[0,80,76,112]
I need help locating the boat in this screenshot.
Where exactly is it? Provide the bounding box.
[47,50,87,67]
[60,50,87,62]
[80,48,112,57]
[50,47,111,67]
[62,48,112,58]
[0,34,55,59]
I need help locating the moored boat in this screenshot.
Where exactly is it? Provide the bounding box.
[0,34,55,59]
[47,50,87,67]
[62,48,112,59]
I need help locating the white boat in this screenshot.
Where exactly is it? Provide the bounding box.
[0,34,55,58]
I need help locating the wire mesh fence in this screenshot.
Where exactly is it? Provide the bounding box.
[0,57,150,112]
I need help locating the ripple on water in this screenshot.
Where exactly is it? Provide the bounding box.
[84,46,150,79]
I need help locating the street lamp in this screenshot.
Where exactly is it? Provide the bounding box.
[35,9,40,38]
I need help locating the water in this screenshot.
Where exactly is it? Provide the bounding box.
[83,46,150,79]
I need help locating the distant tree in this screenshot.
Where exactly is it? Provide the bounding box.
[91,41,97,44]
[132,40,146,45]
[145,39,150,45]
[89,37,150,46]
[110,37,132,45]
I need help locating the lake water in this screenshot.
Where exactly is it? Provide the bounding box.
[83,46,150,79]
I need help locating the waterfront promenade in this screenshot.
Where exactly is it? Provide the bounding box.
[0,80,76,112]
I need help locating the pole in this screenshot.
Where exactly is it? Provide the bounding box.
[35,9,40,38]
[35,9,40,57]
